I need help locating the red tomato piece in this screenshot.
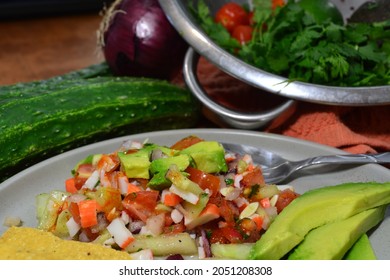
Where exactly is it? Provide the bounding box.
[122,190,159,222]
[81,227,100,242]
[215,2,249,33]
[275,189,300,213]
[272,0,285,10]
[209,195,239,224]
[210,226,243,244]
[209,228,229,244]
[240,166,265,188]
[96,187,123,217]
[186,166,220,196]
[68,202,81,224]
[232,25,253,45]
[74,163,95,189]
[170,135,204,150]
[97,154,120,172]
[163,222,186,235]
[237,217,261,242]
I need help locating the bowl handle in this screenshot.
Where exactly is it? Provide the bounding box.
[182,47,296,129]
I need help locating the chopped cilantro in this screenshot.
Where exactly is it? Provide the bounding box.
[225,178,234,185]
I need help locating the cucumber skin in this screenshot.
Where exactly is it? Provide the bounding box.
[0,72,200,182]
[0,62,113,102]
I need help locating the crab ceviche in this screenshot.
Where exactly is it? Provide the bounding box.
[36,135,299,259]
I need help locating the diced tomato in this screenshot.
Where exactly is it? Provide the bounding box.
[68,202,81,224]
[97,154,120,173]
[210,194,239,224]
[132,178,148,189]
[163,222,186,235]
[210,226,243,244]
[164,213,174,227]
[240,166,265,188]
[251,215,264,230]
[170,135,204,150]
[238,218,257,233]
[95,187,122,219]
[80,227,100,241]
[122,190,159,222]
[275,189,300,213]
[186,166,220,196]
[232,25,253,45]
[209,227,229,244]
[215,2,249,33]
[74,163,95,189]
[272,0,285,10]
[237,217,261,242]
[126,183,142,194]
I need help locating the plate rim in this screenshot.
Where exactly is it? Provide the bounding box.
[2,128,390,187]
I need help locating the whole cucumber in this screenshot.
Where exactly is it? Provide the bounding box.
[0,68,200,182]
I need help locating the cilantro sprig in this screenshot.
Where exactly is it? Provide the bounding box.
[193,0,390,87]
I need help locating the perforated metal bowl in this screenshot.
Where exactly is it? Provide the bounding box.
[160,0,390,106]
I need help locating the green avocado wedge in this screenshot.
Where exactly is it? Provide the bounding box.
[249,182,390,260]
[287,206,386,260]
[344,233,377,260]
[180,141,228,174]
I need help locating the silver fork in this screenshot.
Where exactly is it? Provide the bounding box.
[222,142,390,184]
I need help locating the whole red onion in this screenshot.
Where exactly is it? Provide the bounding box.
[98,0,188,80]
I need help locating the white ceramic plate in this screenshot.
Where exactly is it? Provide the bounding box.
[1,128,389,259]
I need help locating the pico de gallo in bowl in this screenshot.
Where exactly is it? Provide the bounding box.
[36,135,299,259]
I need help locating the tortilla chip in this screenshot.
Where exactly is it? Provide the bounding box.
[0,226,132,260]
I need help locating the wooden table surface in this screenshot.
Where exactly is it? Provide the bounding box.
[0,11,219,129]
[0,12,104,86]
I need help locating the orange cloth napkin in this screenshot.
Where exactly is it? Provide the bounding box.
[176,57,390,154]
[267,103,390,154]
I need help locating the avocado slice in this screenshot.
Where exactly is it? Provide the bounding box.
[147,172,172,190]
[344,233,377,260]
[118,150,151,179]
[249,182,390,260]
[179,141,228,174]
[150,154,191,174]
[147,154,191,190]
[287,206,386,260]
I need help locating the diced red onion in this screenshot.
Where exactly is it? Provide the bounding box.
[128,220,145,233]
[151,149,165,161]
[91,213,109,234]
[200,229,212,258]
[166,254,184,260]
[67,193,87,203]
